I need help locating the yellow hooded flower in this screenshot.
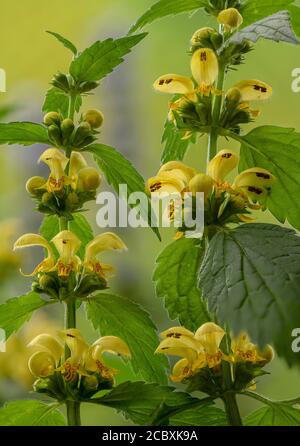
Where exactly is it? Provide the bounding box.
[156,326,205,382]
[188,173,214,200]
[153,46,219,106]
[195,323,225,368]
[147,161,196,195]
[231,332,274,365]
[13,234,55,276]
[59,329,130,382]
[233,80,272,102]
[208,149,239,183]
[218,8,243,32]
[39,148,69,192]
[191,48,219,95]
[83,232,127,280]
[51,230,82,278]
[233,167,275,203]
[27,334,64,377]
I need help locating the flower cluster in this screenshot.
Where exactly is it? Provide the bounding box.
[26,148,101,217]
[156,322,273,392]
[27,329,130,399]
[14,231,127,298]
[146,151,274,235]
[153,18,272,138]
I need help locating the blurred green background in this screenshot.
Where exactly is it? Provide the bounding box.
[0,0,300,426]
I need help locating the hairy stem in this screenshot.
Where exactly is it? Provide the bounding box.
[207,61,225,163]
[66,400,81,426]
[242,391,300,406]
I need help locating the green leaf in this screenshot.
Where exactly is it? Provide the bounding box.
[171,405,227,426]
[0,292,49,338]
[86,293,168,384]
[241,0,294,27]
[227,10,299,46]
[288,5,300,37]
[40,214,94,259]
[70,33,147,83]
[47,30,77,55]
[245,403,300,426]
[42,87,82,117]
[161,119,191,163]
[154,238,210,331]
[0,401,66,426]
[199,224,300,365]
[129,0,207,34]
[237,126,300,231]
[91,381,220,425]
[86,143,160,240]
[0,122,50,146]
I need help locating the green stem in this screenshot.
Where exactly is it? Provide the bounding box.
[241,391,300,406]
[68,92,77,121]
[66,400,81,426]
[207,62,226,163]
[222,391,243,426]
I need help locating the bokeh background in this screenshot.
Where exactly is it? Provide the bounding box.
[0,0,300,425]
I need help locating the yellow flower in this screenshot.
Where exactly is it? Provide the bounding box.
[68,152,88,189]
[27,334,64,377]
[153,47,219,104]
[59,329,130,383]
[218,8,243,32]
[231,332,274,365]
[51,230,82,278]
[191,48,219,95]
[207,149,239,183]
[39,148,69,192]
[233,80,272,102]
[147,161,196,195]
[156,323,226,382]
[83,232,127,280]
[189,173,214,200]
[13,233,56,276]
[195,323,225,368]
[233,167,275,203]
[190,27,216,46]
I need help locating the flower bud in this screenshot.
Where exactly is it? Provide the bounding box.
[189,173,214,199]
[48,124,63,146]
[83,375,99,391]
[191,27,215,46]
[226,87,242,103]
[43,112,62,126]
[51,72,70,92]
[61,118,75,143]
[83,109,104,129]
[66,191,80,208]
[259,345,274,365]
[218,8,243,32]
[77,167,101,191]
[42,192,55,206]
[72,122,92,146]
[26,176,47,195]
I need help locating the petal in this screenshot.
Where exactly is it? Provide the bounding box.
[158,161,197,183]
[195,322,225,355]
[191,48,219,87]
[59,329,89,363]
[234,80,272,101]
[14,233,52,252]
[92,336,131,359]
[217,8,243,31]
[84,233,127,262]
[156,337,200,360]
[69,152,88,177]
[233,167,275,189]
[153,74,194,95]
[28,351,56,377]
[189,173,214,199]
[160,326,195,339]
[208,149,239,182]
[170,358,191,382]
[52,230,81,259]
[38,148,68,167]
[28,334,64,364]
[146,174,185,195]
